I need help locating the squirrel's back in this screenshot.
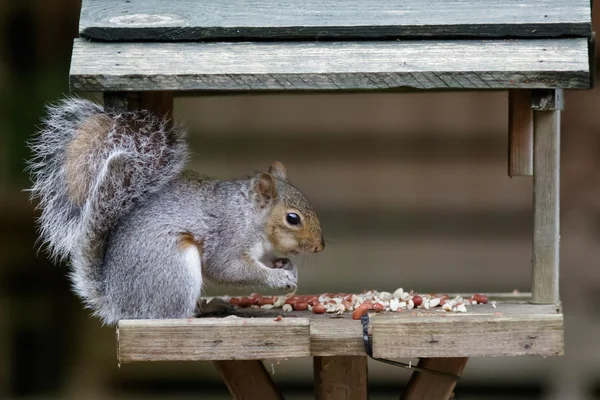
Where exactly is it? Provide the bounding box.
[28,98,188,312]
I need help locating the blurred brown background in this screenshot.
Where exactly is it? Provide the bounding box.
[1,1,599,399]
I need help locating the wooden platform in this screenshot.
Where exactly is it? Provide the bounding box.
[117,294,563,363]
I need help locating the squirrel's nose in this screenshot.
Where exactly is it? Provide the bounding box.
[314,237,325,253]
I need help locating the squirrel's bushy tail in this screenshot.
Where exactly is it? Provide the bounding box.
[28,97,187,311]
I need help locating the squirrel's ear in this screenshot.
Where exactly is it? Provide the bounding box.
[256,173,277,207]
[268,161,287,181]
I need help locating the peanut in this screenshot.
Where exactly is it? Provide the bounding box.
[412,295,423,307]
[428,298,441,308]
[352,304,370,320]
[238,297,255,308]
[282,304,293,312]
[294,301,308,311]
[472,294,488,304]
[312,304,326,314]
[308,298,320,307]
[256,297,275,306]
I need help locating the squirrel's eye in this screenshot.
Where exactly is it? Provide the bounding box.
[286,213,301,226]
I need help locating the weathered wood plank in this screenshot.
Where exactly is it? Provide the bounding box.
[508,90,534,176]
[69,38,590,92]
[314,356,368,400]
[310,319,364,356]
[371,313,563,358]
[117,318,311,363]
[402,358,468,400]
[116,302,563,361]
[214,360,284,400]
[531,90,561,304]
[79,0,592,41]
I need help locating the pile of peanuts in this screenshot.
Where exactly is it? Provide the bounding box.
[226,289,490,320]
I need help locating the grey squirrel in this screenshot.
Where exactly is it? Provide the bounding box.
[28,98,325,325]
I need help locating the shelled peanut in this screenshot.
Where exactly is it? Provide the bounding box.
[224,290,492,320]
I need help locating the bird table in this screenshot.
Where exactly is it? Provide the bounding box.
[69,1,593,398]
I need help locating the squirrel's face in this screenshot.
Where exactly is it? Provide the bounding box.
[255,162,325,256]
[266,203,324,255]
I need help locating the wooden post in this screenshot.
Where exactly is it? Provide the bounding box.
[103,91,174,119]
[214,360,285,400]
[508,90,534,176]
[531,89,563,304]
[401,358,468,400]
[314,356,368,400]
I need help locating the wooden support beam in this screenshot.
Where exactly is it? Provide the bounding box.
[531,89,562,304]
[314,356,368,400]
[103,92,130,112]
[508,90,533,176]
[136,92,174,119]
[214,360,284,400]
[103,91,174,119]
[401,357,468,400]
[71,38,591,92]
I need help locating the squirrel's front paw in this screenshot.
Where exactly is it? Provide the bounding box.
[269,259,298,290]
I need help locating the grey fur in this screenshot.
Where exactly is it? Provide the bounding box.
[28,98,323,325]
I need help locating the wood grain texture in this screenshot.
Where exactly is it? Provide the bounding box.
[402,358,468,400]
[116,302,563,361]
[69,38,591,92]
[314,356,368,400]
[310,319,364,356]
[78,0,592,41]
[532,106,561,304]
[103,92,130,112]
[136,92,174,118]
[117,318,311,362]
[214,360,284,400]
[508,90,534,176]
[103,92,174,117]
[371,312,563,358]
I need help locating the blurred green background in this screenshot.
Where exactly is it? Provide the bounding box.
[1,1,600,399]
